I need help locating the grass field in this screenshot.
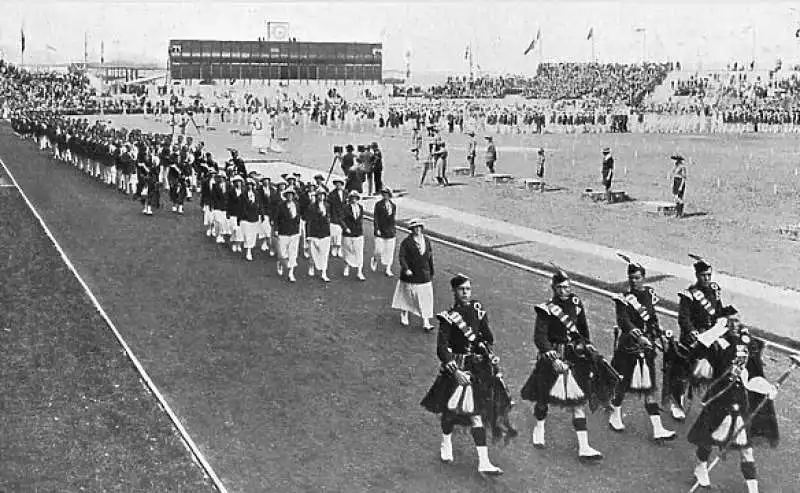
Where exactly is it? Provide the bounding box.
[107,114,800,293]
[0,188,216,493]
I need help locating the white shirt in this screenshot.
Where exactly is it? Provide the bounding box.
[413,235,426,255]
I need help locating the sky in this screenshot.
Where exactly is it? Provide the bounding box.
[2,1,800,74]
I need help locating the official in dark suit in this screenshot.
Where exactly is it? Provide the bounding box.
[370,186,396,276]
[391,218,435,330]
[341,190,366,280]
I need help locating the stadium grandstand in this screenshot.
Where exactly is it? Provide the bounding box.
[167,39,382,84]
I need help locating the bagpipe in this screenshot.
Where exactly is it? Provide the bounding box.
[546,331,621,411]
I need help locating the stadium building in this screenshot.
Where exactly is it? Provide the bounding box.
[168,39,383,85]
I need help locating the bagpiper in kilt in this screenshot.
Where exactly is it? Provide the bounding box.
[663,255,738,421]
[608,254,676,441]
[688,323,779,492]
[420,274,507,476]
[520,267,617,460]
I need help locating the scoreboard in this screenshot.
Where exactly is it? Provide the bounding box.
[168,40,383,83]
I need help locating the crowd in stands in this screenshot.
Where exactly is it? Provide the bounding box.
[8,56,800,136]
[523,62,672,106]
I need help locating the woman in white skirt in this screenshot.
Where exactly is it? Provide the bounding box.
[341,190,366,281]
[273,188,302,282]
[304,188,332,282]
[227,175,246,252]
[239,178,261,261]
[370,186,397,276]
[392,219,435,331]
[211,174,231,243]
[256,176,275,256]
[327,178,347,257]
[201,167,216,236]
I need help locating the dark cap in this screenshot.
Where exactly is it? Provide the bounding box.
[550,263,570,285]
[450,273,471,290]
[689,254,712,274]
[617,252,646,277]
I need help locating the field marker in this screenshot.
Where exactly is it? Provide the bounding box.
[0,155,230,493]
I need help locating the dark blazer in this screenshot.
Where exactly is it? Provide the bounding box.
[341,203,364,237]
[210,182,228,211]
[226,188,245,218]
[398,235,434,284]
[373,199,396,238]
[257,186,275,219]
[305,202,331,238]
[240,190,261,224]
[274,200,301,236]
[327,188,347,225]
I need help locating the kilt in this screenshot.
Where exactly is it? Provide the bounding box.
[342,236,364,267]
[373,237,396,266]
[212,210,231,236]
[229,216,243,243]
[687,379,779,450]
[520,352,594,408]
[257,217,272,239]
[391,281,434,319]
[203,205,213,227]
[330,224,343,247]
[277,234,300,268]
[308,236,331,271]
[421,357,493,417]
[241,220,260,249]
[611,344,658,395]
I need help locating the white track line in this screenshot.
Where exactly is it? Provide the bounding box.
[372,217,800,357]
[0,154,229,493]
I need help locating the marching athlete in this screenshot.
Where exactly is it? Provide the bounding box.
[274,188,302,283]
[608,254,676,441]
[664,255,739,421]
[305,188,332,282]
[370,186,396,277]
[688,323,779,492]
[420,274,506,476]
[392,219,435,331]
[341,190,366,280]
[520,267,613,460]
[327,178,347,258]
[239,178,262,261]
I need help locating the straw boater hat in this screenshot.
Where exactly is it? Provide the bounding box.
[348,190,361,200]
[380,186,392,197]
[283,188,296,198]
[246,177,257,186]
[332,178,345,185]
[314,174,324,181]
[231,175,244,184]
[602,147,611,154]
[407,218,425,229]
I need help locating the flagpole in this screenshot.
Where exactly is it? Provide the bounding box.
[591,34,596,62]
[84,32,88,69]
[100,40,104,116]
